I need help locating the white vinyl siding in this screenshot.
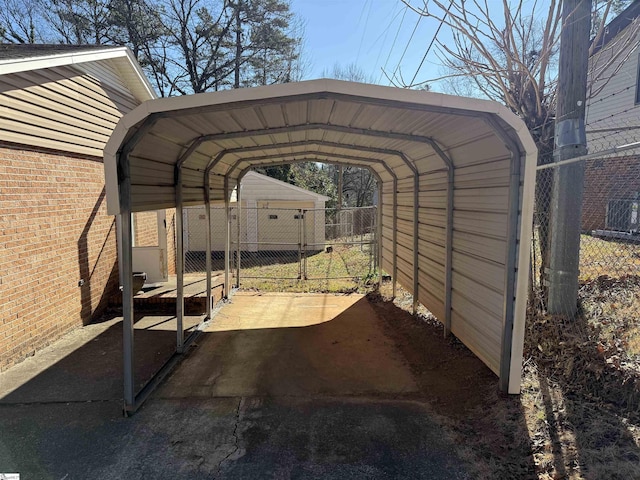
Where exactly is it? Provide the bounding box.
[586,20,640,149]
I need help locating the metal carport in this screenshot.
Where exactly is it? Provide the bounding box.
[103,79,536,413]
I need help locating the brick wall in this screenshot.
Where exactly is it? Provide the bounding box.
[582,156,640,231]
[0,143,153,371]
[133,211,159,246]
[166,208,177,275]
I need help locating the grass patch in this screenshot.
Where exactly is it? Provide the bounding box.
[579,235,640,281]
[238,244,378,293]
[531,234,640,285]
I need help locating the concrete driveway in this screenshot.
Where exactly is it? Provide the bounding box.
[0,293,471,479]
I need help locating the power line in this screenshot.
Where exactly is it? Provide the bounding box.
[407,0,454,87]
[378,4,409,84]
[389,10,424,85]
[370,2,402,78]
[356,0,373,65]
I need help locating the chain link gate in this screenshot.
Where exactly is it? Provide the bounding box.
[182,205,378,292]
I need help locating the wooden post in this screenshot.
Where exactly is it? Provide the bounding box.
[547,0,591,315]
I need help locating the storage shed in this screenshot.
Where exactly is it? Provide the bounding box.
[185,170,329,254]
[103,79,537,411]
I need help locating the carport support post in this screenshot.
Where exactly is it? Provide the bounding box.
[392,177,398,298]
[236,183,242,288]
[118,153,135,413]
[224,176,230,298]
[376,182,382,285]
[412,175,419,315]
[444,166,454,337]
[205,175,212,319]
[175,167,185,353]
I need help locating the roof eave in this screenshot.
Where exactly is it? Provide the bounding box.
[0,45,157,101]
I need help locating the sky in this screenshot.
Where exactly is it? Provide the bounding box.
[289,0,453,90]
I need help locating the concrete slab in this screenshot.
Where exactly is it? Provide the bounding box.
[0,293,472,479]
[158,292,418,398]
[0,314,202,403]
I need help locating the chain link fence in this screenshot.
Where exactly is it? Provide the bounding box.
[531,114,640,317]
[181,205,378,291]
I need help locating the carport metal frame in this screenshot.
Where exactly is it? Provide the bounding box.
[110,80,536,413]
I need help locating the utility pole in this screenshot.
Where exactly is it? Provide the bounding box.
[546,0,591,315]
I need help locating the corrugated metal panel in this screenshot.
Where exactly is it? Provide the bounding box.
[454,159,511,188]
[417,252,445,281]
[418,283,445,320]
[453,252,504,293]
[453,211,508,238]
[450,309,500,374]
[454,186,509,213]
[453,231,506,265]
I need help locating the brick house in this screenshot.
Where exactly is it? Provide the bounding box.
[583,2,640,232]
[0,44,160,371]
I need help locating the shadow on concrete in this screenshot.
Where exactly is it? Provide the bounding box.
[367,293,539,478]
[0,294,482,479]
[0,314,199,405]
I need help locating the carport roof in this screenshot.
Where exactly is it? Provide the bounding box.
[104,78,536,215]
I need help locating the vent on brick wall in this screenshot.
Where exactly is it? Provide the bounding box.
[606,198,640,232]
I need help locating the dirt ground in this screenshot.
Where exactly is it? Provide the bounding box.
[368,288,536,478]
[372,281,640,480]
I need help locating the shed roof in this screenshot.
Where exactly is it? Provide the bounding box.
[241,171,330,202]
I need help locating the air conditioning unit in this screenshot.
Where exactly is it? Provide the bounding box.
[606,198,639,232]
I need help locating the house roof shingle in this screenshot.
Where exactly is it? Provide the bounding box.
[591,1,640,55]
[0,43,117,61]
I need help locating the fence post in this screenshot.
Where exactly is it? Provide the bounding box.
[298,208,303,280]
[302,209,308,280]
[236,187,242,288]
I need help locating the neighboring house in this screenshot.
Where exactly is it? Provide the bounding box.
[0,44,159,371]
[583,2,640,233]
[185,171,329,258]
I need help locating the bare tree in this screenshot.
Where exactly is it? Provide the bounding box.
[0,0,42,42]
[322,62,378,207]
[401,0,636,292]
[322,62,376,84]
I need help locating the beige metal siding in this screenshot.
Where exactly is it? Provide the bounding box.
[447,157,512,375]
[0,64,141,157]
